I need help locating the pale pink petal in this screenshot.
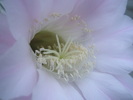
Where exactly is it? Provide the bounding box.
[93,16,133,59]
[95,56,133,93]
[76,72,133,100]
[12,94,32,100]
[32,69,84,100]
[32,69,68,100]
[76,79,111,100]
[0,38,37,100]
[92,15,133,41]
[59,82,84,100]
[22,0,53,21]
[96,56,133,75]
[91,72,133,100]
[71,0,127,30]
[95,28,133,58]
[2,0,31,40]
[23,0,78,21]
[0,14,15,55]
[94,17,133,94]
[50,0,77,15]
[116,74,133,94]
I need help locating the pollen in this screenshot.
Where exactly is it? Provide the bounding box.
[35,35,95,82]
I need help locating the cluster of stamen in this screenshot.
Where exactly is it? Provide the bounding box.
[35,35,94,81]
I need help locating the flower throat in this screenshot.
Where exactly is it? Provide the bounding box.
[30,31,94,82]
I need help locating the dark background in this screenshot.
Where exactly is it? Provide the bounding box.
[126,0,133,18]
[126,0,133,77]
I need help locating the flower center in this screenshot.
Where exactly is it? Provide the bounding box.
[30,31,94,82]
[30,13,95,82]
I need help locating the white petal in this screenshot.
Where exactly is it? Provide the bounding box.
[11,94,32,100]
[23,0,77,20]
[2,0,31,40]
[0,14,15,55]
[76,72,133,100]
[71,0,127,30]
[95,56,133,92]
[96,56,133,74]
[0,38,37,100]
[32,69,84,100]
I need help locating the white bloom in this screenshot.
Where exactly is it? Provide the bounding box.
[0,0,133,100]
